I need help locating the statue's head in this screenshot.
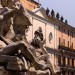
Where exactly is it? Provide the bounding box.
[0,0,20,9]
[38,27,42,32]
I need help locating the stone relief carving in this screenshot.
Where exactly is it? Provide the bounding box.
[49,32,53,44]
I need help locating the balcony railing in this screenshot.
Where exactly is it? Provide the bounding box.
[58,45,75,53]
[60,65,75,70]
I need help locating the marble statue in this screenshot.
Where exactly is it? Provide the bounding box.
[0,0,60,75]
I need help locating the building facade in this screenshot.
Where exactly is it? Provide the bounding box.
[21,0,75,75]
[26,7,60,72]
[47,15,75,75]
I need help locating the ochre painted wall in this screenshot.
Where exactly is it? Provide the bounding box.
[20,0,38,11]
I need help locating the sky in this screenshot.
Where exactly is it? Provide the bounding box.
[35,0,75,28]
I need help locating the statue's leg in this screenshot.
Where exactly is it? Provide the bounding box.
[1,41,34,61]
[46,55,60,74]
[38,54,60,74]
[0,41,48,70]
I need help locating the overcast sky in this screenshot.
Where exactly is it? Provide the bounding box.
[35,0,75,28]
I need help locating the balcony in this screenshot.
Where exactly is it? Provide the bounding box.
[60,65,75,71]
[58,45,75,53]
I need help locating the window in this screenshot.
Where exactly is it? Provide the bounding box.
[61,57,63,66]
[68,71,70,75]
[72,43,73,49]
[63,39,65,46]
[62,71,66,75]
[70,59,72,66]
[33,6,35,9]
[54,55,57,66]
[58,55,61,66]
[59,26,60,30]
[63,57,65,66]
[72,32,73,38]
[68,58,70,65]
[68,41,69,48]
[74,60,75,66]
[72,59,74,67]
[64,29,65,32]
[59,38,61,45]
[71,72,74,75]
[68,30,70,36]
[65,58,68,65]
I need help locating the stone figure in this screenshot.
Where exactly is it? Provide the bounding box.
[46,8,49,16]
[0,0,60,75]
[51,9,55,18]
[49,32,53,43]
[60,16,64,22]
[56,12,60,20]
[31,27,44,48]
[31,27,60,75]
[65,20,68,24]
[0,0,33,75]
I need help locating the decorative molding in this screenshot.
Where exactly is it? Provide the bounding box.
[49,32,53,44]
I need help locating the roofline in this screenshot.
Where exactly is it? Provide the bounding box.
[27,9,75,32]
[27,10,59,27]
[48,16,75,31]
[33,7,45,13]
[28,0,40,5]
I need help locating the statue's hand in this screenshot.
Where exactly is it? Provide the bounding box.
[0,15,3,20]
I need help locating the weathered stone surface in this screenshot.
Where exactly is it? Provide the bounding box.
[0,40,6,48]
[37,69,50,75]
[28,67,37,75]
[7,57,26,71]
[28,67,50,75]
[0,67,9,75]
[0,0,60,75]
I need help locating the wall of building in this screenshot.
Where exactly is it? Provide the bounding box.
[20,0,39,11]
[26,12,59,69]
[26,16,59,49]
[34,10,47,18]
[20,0,75,52]
[21,1,75,74]
[58,26,75,49]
